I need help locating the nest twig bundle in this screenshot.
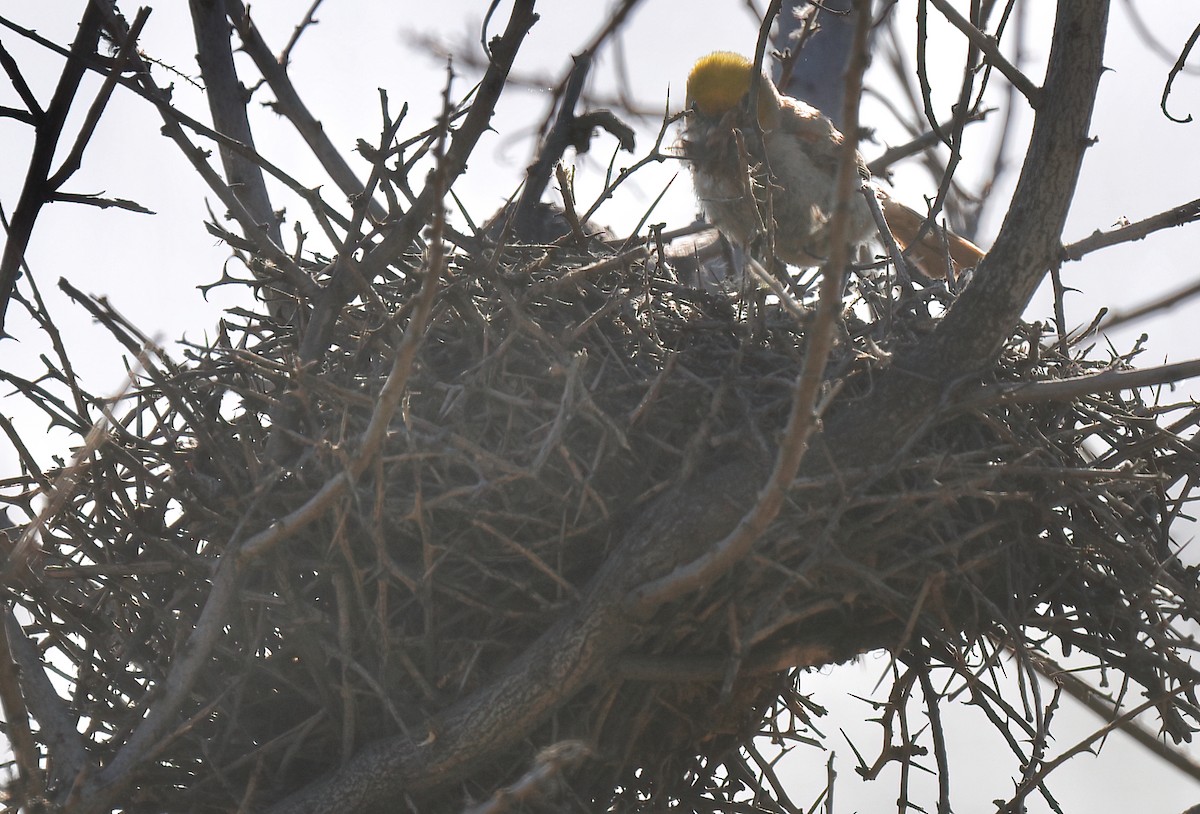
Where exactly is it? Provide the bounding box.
[4,225,1199,811]
[1,5,1198,813]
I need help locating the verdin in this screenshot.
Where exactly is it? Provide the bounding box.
[682,51,984,280]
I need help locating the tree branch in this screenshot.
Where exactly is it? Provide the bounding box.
[1063,197,1200,262]
[0,603,45,798]
[928,0,1041,106]
[293,0,539,376]
[227,2,387,224]
[189,0,288,319]
[872,2,1109,398]
[962,358,1200,408]
[3,609,88,788]
[0,3,105,333]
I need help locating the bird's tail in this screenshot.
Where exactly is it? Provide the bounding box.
[878,194,985,280]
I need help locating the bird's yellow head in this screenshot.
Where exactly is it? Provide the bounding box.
[686,52,754,116]
[686,51,780,127]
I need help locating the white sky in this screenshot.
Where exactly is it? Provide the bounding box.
[2,2,1200,811]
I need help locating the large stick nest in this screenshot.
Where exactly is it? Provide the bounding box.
[5,222,1200,812]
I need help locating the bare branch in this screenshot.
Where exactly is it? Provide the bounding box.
[1063,197,1200,262]
[965,359,1200,407]
[228,3,387,224]
[1160,20,1200,123]
[3,609,88,787]
[280,0,324,67]
[1026,650,1200,784]
[928,0,1041,105]
[1100,278,1200,333]
[0,40,42,118]
[188,0,288,318]
[1000,679,1200,812]
[48,9,150,190]
[0,604,45,799]
[294,0,539,369]
[0,3,105,333]
[865,108,990,176]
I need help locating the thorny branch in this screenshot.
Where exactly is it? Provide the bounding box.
[1063,197,1200,262]
[291,0,539,382]
[1160,20,1200,124]
[229,2,388,224]
[188,0,288,318]
[0,3,109,333]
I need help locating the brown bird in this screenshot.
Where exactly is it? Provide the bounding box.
[681,51,984,280]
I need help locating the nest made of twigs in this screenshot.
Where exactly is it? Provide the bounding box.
[5,226,1200,813]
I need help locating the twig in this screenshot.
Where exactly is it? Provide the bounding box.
[3,229,89,421]
[915,0,946,146]
[48,191,154,214]
[280,0,324,67]
[0,40,41,117]
[910,651,951,814]
[47,8,149,190]
[0,3,105,332]
[554,163,588,247]
[743,256,811,324]
[1049,263,1068,354]
[512,52,593,231]
[229,3,387,224]
[578,102,676,224]
[862,185,915,285]
[294,0,537,380]
[745,741,804,814]
[1099,277,1200,333]
[1161,20,1200,123]
[865,108,991,176]
[913,0,984,246]
[1063,197,1200,262]
[927,0,1041,106]
[961,358,1200,409]
[1024,650,1200,784]
[999,679,1200,813]
[189,0,286,312]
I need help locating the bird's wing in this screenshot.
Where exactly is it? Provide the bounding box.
[774,97,869,182]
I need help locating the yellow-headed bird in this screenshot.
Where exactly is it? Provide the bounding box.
[682,52,984,279]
